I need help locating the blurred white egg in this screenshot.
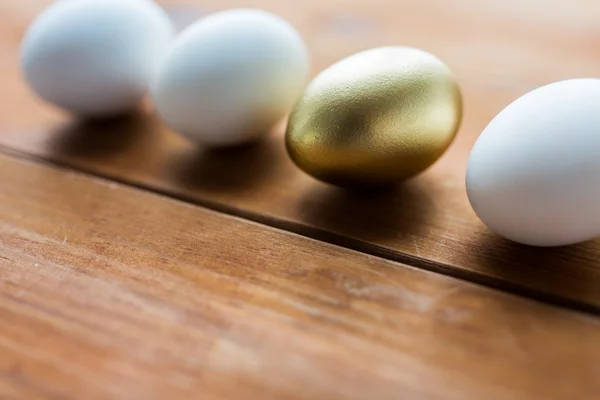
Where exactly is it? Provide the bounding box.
[466,79,600,247]
[151,9,309,147]
[21,0,175,118]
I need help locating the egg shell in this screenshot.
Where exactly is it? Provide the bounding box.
[285,46,462,187]
[21,0,175,118]
[151,9,309,147]
[466,79,600,247]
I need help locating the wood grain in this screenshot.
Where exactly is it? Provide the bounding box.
[1,0,599,311]
[0,153,598,400]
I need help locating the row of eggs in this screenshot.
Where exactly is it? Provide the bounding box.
[21,0,600,248]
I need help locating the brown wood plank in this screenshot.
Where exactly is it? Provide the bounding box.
[0,153,599,399]
[1,1,600,311]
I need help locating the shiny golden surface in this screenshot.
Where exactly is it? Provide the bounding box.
[286,47,462,187]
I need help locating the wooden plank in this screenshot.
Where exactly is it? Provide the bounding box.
[1,1,600,311]
[0,153,598,399]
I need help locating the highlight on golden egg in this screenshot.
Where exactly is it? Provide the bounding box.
[285,46,463,187]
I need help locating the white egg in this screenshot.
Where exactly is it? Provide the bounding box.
[151,9,309,147]
[466,79,600,247]
[21,0,175,118]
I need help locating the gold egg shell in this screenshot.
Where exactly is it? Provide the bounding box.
[285,47,462,187]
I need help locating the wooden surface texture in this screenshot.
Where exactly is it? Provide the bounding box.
[0,154,598,400]
[2,0,600,311]
[0,0,599,399]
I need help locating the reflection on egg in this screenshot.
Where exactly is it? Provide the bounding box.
[467,79,600,247]
[21,0,175,118]
[152,9,309,147]
[286,47,462,187]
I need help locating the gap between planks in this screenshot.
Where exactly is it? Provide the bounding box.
[0,144,597,319]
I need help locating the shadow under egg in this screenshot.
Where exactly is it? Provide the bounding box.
[48,111,156,160]
[297,179,435,242]
[466,232,600,310]
[167,135,282,194]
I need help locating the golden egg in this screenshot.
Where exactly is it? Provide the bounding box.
[285,47,462,187]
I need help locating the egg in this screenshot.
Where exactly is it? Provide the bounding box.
[285,47,462,187]
[151,9,309,147]
[467,79,600,247]
[21,0,175,118]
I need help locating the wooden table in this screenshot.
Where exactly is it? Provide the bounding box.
[0,1,599,399]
